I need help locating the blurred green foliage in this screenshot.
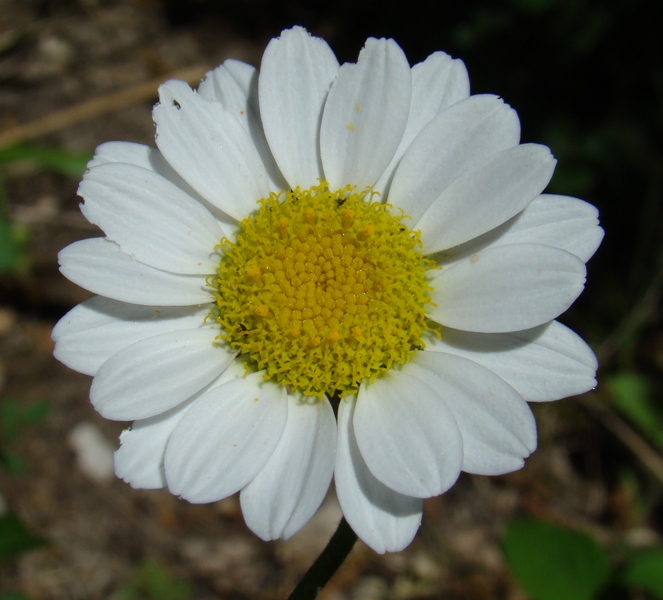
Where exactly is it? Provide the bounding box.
[0,144,91,275]
[504,518,663,599]
[0,514,46,561]
[0,397,50,473]
[112,559,192,600]
[0,397,50,600]
[608,373,663,452]
[0,514,43,600]
[503,518,610,600]
[0,217,29,275]
[0,146,91,180]
[622,548,663,599]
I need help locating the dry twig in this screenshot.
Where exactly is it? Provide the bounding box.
[0,65,210,148]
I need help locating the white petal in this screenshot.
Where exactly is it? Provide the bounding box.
[390,95,520,223]
[492,195,604,263]
[87,140,159,170]
[240,394,336,540]
[114,359,247,489]
[199,62,251,112]
[199,61,288,193]
[374,51,470,197]
[87,141,238,238]
[58,238,210,306]
[51,295,126,340]
[407,352,537,475]
[53,297,210,376]
[259,26,339,188]
[216,59,256,101]
[114,405,186,489]
[405,51,470,140]
[90,326,236,421]
[79,163,222,275]
[154,80,269,220]
[419,144,557,253]
[412,51,469,112]
[449,194,604,265]
[165,372,288,503]
[219,60,290,192]
[321,37,411,191]
[424,321,598,402]
[430,243,587,333]
[354,371,463,498]
[335,397,422,554]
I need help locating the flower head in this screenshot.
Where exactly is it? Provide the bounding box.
[53,27,603,553]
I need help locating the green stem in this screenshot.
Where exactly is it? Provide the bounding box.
[288,517,358,599]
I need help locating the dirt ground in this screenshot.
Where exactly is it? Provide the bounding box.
[0,1,658,598]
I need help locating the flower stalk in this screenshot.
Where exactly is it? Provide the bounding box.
[288,517,358,600]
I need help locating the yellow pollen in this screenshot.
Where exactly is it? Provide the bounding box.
[255,305,269,317]
[210,181,436,398]
[358,224,375,241]
[341,209,355,228]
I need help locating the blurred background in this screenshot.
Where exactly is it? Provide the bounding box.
[0,0,662,598]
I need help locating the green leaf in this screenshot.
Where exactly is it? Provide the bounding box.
[1,398,22,440]
[0,514,46,560]
[0,217,29,274]
[19,402,50,425]
[0,450,25,473]
[0,145,91,178]
[115,560,192,600]
[608,373,663,452]
[0,399,49,441]
[622,548,663,599]
[0,593,34,600]
[503,518,610,600]
[137,560,192,600]
[0,399,49,473]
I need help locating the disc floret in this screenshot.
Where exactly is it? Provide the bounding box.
[210,181,436,398]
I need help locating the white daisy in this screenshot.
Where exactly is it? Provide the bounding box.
[52,26,603,553]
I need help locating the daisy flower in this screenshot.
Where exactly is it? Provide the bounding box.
[53,26,603,553]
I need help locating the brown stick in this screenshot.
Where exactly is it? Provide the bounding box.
[0,64,210,148]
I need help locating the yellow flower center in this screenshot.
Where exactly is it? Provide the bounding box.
[210,181,436,398]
